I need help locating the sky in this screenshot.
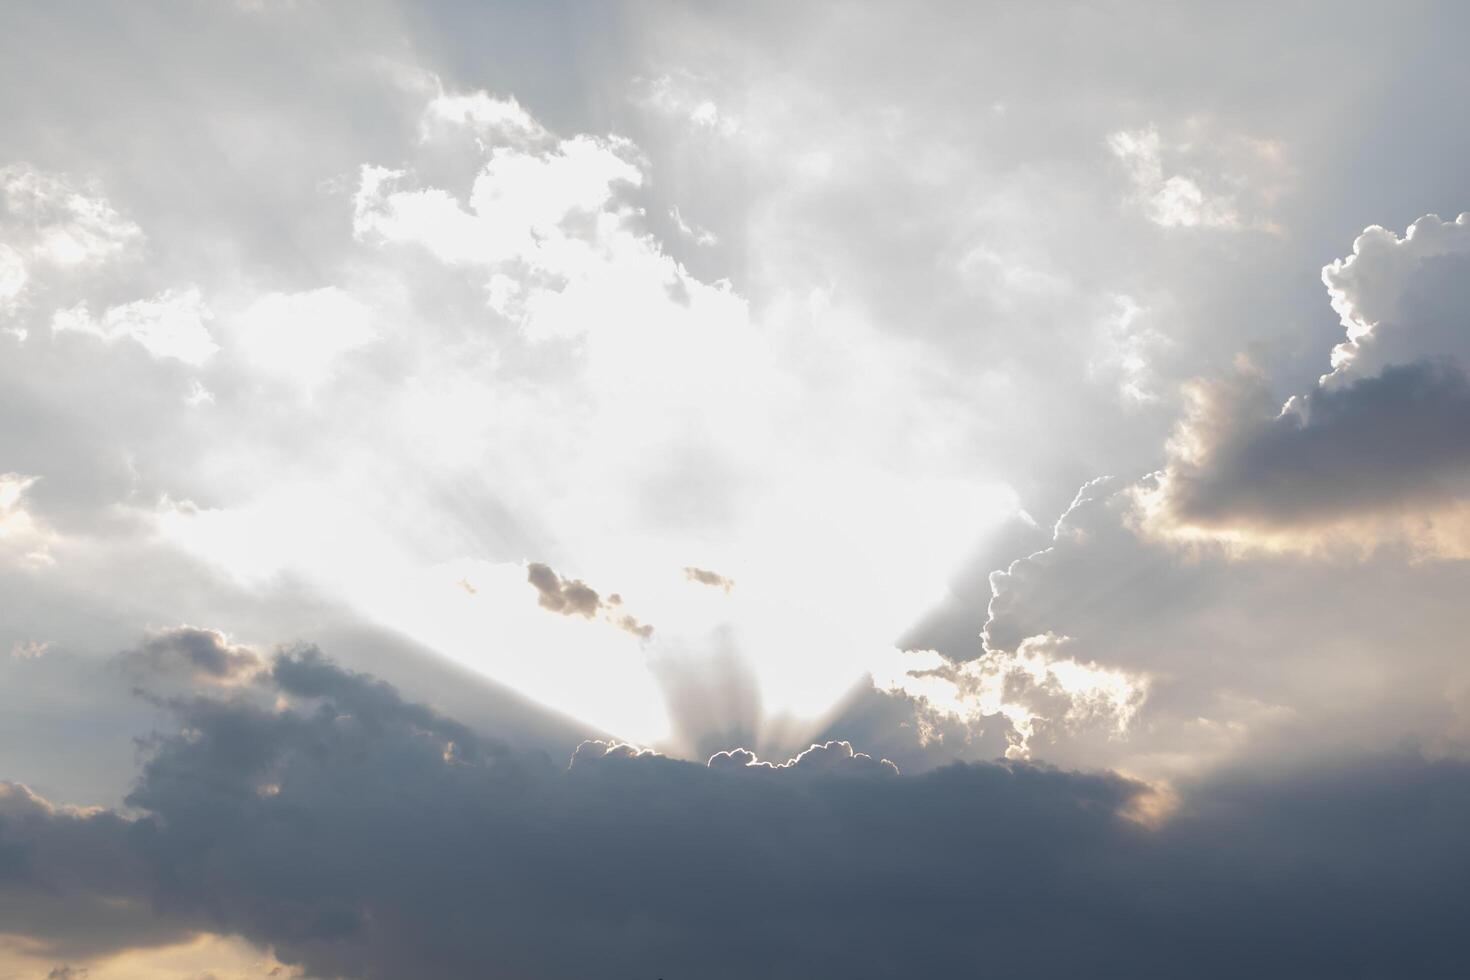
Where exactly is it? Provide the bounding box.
[3,2,1470,977]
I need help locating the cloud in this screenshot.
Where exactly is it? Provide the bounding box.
[1145,213,1470,553]
[4,648,1470,977]
[1108,123,1287,232]
[51,288,217,366]
[230,287,375,391]
[0,473,56,566]
[118,627,262,684]
[873,633,1149,761]
[682,565,734,593]
[0,166,141,270]
[420,89,548,146]
[707,739,898,776]
[526,561,654,638]
[526,561,601,617]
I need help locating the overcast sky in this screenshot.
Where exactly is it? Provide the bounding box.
[4,2,1470,977]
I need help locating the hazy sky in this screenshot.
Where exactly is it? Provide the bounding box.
[4,2,1470,977]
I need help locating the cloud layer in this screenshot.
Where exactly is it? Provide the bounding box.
[3,643,1469,978]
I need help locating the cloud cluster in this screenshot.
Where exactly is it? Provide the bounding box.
[1147,213,1470,554]
[526,561,653,638]
[3,646,1470,978]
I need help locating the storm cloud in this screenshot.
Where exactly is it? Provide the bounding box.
[3,648,1469,979]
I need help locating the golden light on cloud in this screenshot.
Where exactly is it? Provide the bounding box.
[0,932,300,980]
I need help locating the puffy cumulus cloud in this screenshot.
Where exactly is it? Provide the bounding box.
[1108,123,1287,232]
[873,633,1149,762]
[353,103,649,317]
[4,647,1470,977]
[1323,213,1470,384]
[117,627,262,685]
[567,738,666,768]
[0,166,141,271]
[526,561,653,638]
[419,89,549,146]
[51,288,217,366]
[880,475,1470,778]
[706,739,898,776]
[1146,213,1470,554]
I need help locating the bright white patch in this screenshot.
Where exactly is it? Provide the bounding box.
[1321,212,1470,384]
[186,380,215,406]
[1091,294,1163,403]
[1105,125,1275,230]
[642,74,742,137]
[52,288,217,365]
[670,206,718,246]
[0,474,56,566]
[0,244,27,310]
[421,89,548,145]
[870,635,1150,759]
[156,92,1019,750]
[231,287,375,390]
[0,166,142,266]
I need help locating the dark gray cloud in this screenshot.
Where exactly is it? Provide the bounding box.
[1148,213,1470,543]
[118,626,261,683]
[3,649,1470,978]
[526,561,653,638]
[1161,358,1470,529]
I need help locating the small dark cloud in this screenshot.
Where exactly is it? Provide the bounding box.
[527,561,601,617]
[526,561,653,638]
[682,566,734,593]
[116,626,262,682]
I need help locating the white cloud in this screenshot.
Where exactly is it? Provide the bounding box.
[1322,212,1470,384]
[0,243,27,310]
[670,205,718,246]
[0,165,142,267]
[1109,127,1240,229]
[871,634,1149,760]
[421,89,548,146]
[641,74,741,137]
[51,287,217,365]
[231,286,375,390]
[0,473,56,566]
[1108,123,1289,234]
